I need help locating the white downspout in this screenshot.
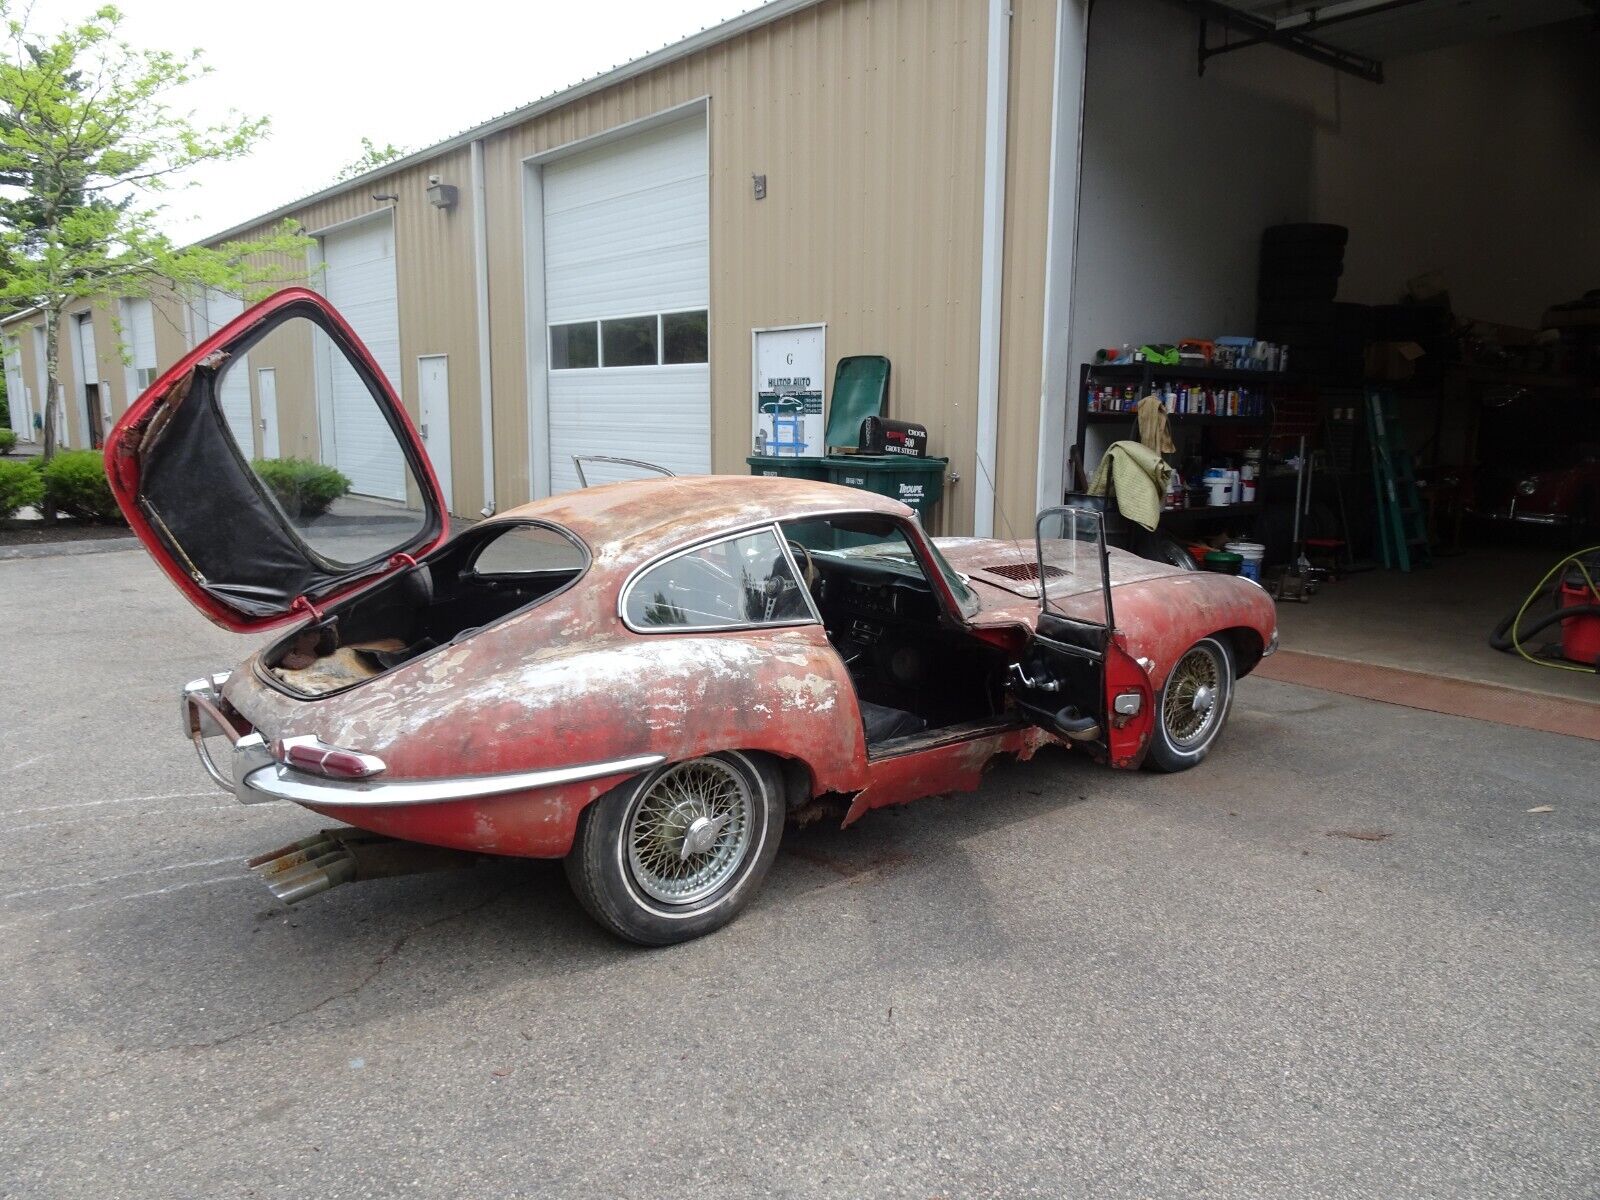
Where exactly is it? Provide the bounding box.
[973,0,1012,538]
[1036,0,1091,511]
[471,139,497,517]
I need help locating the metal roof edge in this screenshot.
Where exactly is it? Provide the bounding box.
[198,0,824,247]
[1,305,41,328]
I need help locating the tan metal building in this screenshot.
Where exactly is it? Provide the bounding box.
[2,0,1092,538]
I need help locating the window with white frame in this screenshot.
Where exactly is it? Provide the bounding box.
[123,297,159,390]
[550,309,707,370]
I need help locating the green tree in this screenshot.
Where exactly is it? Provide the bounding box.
[337,136,408,182]
[0,4,312,460]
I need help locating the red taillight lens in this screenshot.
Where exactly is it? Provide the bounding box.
[272,736,385,780]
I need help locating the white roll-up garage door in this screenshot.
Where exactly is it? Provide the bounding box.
[197,290,252,454]
[321,215,405,501]
[542,114,709,494]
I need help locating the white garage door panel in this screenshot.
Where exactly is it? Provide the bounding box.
[201,290,252,454]
[323,218,404,501]
[543,182,708,321]
[541,114,709,494]
[543,118,706,209]
[547,367,709,495]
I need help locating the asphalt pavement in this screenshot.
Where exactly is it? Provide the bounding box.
[1,546,1595,1198]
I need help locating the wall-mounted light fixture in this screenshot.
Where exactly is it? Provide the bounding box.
[426,174,459,210]
[372,192,400,203]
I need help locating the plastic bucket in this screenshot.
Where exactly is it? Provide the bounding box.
[1203,551,1243,575]
[1225,541,1265,582]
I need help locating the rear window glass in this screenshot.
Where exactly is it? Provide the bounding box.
[471,523,587,576]
[624,528,812,631]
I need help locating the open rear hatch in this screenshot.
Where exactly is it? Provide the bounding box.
[105,287,448,634]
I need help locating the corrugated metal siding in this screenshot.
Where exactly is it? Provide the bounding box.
[996,0,1058,537]
[0,0,1064,533]
[482,0,996,532]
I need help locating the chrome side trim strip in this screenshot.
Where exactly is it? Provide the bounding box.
[238,753,667,809]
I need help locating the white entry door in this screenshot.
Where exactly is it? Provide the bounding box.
[257,368,280,459]
[416,355,452,512]
[3,336,27,441]
[541,114,709,494]
[321,215,404,500]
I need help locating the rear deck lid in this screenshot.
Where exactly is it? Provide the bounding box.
[105,288,447,632]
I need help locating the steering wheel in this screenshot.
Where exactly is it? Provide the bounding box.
[786,539,818,591]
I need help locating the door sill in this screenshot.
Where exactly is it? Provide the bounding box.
[866,716,1023,762]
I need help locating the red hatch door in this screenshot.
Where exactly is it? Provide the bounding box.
[105,287,448,632]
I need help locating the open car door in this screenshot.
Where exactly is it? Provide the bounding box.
[105,288,448,633]
[1008,507,1155,768]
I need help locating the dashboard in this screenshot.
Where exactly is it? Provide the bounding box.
[814,560,941,625]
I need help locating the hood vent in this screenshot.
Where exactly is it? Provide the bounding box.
[980,561,1065,583]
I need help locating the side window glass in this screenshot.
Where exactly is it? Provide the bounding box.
[625,528,812,630]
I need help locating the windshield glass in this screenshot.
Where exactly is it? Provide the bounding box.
[923,537,980,618]
[781,516,980,618]
[1035,506,1111,625]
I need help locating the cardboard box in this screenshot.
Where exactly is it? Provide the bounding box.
[1364,340,1426,382]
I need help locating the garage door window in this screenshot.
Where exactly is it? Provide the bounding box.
[550,321,599,370]
[601,316,658,367]
[549,309,708,370]
[662,310,708,365]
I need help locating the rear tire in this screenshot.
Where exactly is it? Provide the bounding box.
[564,752,784,945]
[1144,637,1234,773]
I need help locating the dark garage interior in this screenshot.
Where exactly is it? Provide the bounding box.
[1068,0,1600,703]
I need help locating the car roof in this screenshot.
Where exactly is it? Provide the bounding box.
[493,475,913,564]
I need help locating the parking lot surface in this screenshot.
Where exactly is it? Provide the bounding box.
[1,547,1595,1198]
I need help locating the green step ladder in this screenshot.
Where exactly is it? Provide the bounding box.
[1365,388,1430,571]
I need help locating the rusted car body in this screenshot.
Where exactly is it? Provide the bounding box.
[106,289,1277,944]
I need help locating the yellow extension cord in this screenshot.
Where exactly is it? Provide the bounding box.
[1509,545,1600,674]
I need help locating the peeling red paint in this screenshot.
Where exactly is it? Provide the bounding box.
[198,476,1275,860]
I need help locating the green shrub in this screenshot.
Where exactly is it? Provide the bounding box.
[40,449,123,522]
[0,459,44,520]
[251,457,352,519]
[0,428,16,454]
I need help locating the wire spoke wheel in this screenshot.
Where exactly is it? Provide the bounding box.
[625,758,755,905]
[1162,643,1224,749]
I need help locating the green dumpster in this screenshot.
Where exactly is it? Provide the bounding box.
[823,454,949,525]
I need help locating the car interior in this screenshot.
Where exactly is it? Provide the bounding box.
[261,521,588,696]
[778,516,1017,751]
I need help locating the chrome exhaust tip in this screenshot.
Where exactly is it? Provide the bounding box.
[248,828,484,905]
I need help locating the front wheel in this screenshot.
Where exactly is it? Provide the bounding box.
[564,752,784,945]
[1144,636,1234,773]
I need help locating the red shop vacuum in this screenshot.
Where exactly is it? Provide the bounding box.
[1489,548,1600,674]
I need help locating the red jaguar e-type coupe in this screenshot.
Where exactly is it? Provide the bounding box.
[106,289,1277,944]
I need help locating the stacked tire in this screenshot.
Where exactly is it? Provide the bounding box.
[1257,223,1347,377]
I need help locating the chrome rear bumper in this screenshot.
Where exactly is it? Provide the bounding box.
[181,674,664,809]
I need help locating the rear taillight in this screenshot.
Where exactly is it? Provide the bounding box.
[272,735,386,780]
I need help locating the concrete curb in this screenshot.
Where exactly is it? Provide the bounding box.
[0,537,139,561]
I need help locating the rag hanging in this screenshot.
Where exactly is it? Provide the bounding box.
[1136,392,1176,454]
[1087,439,1174,532]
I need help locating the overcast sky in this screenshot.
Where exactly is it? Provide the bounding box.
[19,0,753,239]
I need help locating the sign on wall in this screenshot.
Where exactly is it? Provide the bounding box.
[752,324,825,457]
